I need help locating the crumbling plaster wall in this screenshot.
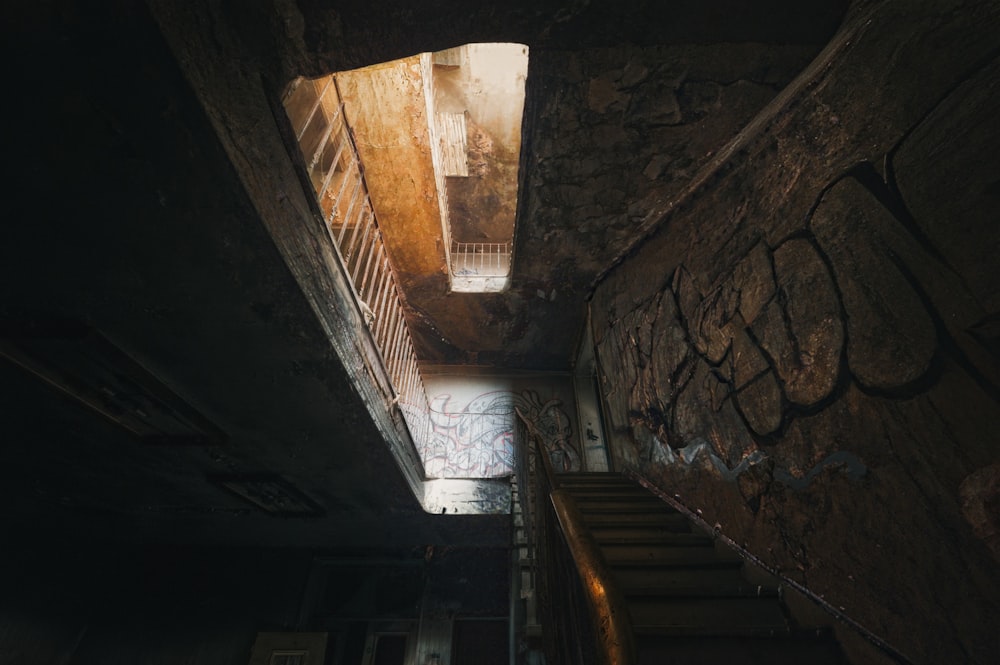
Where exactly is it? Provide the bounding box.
[590,2,1000,664]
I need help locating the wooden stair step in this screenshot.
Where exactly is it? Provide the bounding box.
[608,557,744,570]
[576,501,677,513]
[567,488,661,497]
[592,532,713,547]
[622,584,779,599]
[558,481,636,490]
[581,511,691,528]
[636,633,847,665]
[628,597,789,636]
[601,544,742,565]
[588,524,698,539]
[556,473,628,481]
[610,566,753,593]
[557,479,637,487]
[561,483,652,492]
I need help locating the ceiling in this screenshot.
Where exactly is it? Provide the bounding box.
[0,0,845,548]
[292,0,849,368]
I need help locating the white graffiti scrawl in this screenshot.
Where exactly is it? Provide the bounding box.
[420,389,581,479]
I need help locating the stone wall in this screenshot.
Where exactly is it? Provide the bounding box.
[590,2,1000,663]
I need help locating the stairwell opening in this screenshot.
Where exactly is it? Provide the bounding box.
[281,44,531,485]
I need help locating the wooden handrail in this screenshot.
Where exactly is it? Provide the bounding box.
[550,490,637,665]
[515,406,560,490]
[515,408,636,665]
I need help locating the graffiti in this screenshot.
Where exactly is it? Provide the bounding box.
[419,389,580,479]
[645,431,866,487]
[515,392,580,473]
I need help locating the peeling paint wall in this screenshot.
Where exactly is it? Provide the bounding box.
[589,3,1000,663]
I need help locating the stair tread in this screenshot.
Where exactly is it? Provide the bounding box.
[576,500,680,515]
[602,544,742,564]
[611,566,751,588]
[629,596,789,634]
[609,558,744,569]
[556,473,628,479]
[583,511,687,520]
[589,524,693,534]
[593,535,713,546]
[532,473,847,662]
[559,486,640,493]
[569,492,663,501]
[636,634,846,665]
[621,585,779,599]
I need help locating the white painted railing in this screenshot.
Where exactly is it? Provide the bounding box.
[283,75,431,451]
[450,242,512,292]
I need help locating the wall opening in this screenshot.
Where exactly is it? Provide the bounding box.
[331,44,528,295]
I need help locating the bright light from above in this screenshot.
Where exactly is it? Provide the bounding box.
[326,43,528,295]
[431,43,528,293]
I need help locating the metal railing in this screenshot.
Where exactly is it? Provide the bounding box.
[283,75,431,449]
[515,409,636,665]
[450,242,512,277]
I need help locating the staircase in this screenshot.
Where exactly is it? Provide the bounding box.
[557,472,849,665]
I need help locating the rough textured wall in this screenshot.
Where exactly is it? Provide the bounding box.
[272,0,845,369]
[520,42,819,281]
[590,2,1000,663]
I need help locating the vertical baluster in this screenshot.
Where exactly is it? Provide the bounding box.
[296,76,335,141]
[317,125,348,201]
[345,214,371,286]
[398,350,411,404]
[326,154,360,232]
[343,204,369,277]
[401,360,412,405]
[381,301,400,357]
[404,352,416,403]
[352,211,376,284]
[359,242,382,301]
[381,280,399,351]
[331,160,360,234]
[410,360,421,407]
[384,302,403,378]
[393,315,410,389]
[369,269,385,331]
[388,315,406,389]
[402,342,413,399]
[395,323,410,390]
[337,175,364,247]
[373,262,393,342]
[307,105,342,174]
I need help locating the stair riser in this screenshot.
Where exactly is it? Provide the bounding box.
[612,567,755,592]
[567,492,664,502]
[593,534,713,547]
[581,513,691,528]
[636,636,846,665]
[576,502,677,513]
[602,546,741,565]
[629,597,788,635]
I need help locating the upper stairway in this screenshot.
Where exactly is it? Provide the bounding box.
[556,472,849,665]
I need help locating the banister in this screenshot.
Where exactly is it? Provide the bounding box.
[550,490,637,665]
[515,406,560,490]
[515,408,636,665]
